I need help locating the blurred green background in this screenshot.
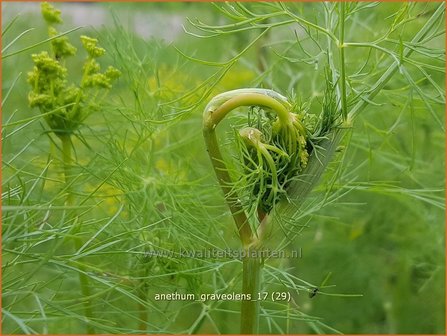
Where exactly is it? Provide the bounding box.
[2,2,445,334]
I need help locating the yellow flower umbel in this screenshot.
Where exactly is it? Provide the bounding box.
[27,2,121,137]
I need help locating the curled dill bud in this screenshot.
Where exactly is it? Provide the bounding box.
[236,110,309,213]
[203,87,342,233]
[203,88,315,237]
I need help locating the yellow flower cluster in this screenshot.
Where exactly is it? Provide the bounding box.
[28,2,121,137]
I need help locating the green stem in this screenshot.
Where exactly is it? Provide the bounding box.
[190,308,207,334]
[240,250,262,334]
[138,294,149,332]
[61,134,73,205]
[325,4,341,105]
[338,2,348,121]
[60,134,95,334]
[138,262,149,332]
[203,127,253,246]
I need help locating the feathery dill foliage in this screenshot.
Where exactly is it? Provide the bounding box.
[28,2,120,137]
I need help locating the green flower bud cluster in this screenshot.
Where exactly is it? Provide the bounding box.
[80,36,105,58]
[82,57,121,89]
[41,2,77,59]
[27,2,120,137]
[236,110,309,214]
[48,26,76,59]
[41,2,62,24]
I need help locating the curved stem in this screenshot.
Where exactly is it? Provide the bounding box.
[204,93,291,129]
[138,265,149,332]
[203,89,293,334]
[203,127,253,246]
[60,134,95,334]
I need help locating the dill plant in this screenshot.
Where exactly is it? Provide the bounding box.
[25,2,120,333]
